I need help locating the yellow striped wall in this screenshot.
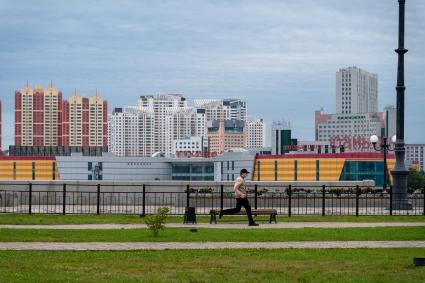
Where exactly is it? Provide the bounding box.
[0,160,60,181]
[253,156,395,182]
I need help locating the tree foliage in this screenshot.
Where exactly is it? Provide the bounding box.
[144,207,169,237]
[407,168,425,190]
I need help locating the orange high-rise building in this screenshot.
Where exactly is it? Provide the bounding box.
[15,83,108,149]
[15,83,63,146]
[62,91,108,147]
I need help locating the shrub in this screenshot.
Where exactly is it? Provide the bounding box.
[144,207,169,237]
[184,188,198,193]
[199,187,214,193]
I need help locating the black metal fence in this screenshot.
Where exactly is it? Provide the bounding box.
[0,182,424,216]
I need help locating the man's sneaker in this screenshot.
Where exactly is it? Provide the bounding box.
[248,223,259,226]
[219,211,223,219]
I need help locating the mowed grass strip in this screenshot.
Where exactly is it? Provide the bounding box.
[1,249,424,283]
[0,226,424,242]
[1,214,424,225]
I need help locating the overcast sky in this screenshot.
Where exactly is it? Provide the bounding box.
[0,0,424,148]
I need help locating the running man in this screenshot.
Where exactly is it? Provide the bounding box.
[219,168,259,226]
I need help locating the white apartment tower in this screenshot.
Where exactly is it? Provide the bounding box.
[336,66,378,114]
[164,107,197,157]
[246,118,266,148]
[108,107,154,157]
[194,99,247,122]
[195,108,207,138]
[136,94,187,154]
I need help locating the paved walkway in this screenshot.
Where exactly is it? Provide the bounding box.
[1,222,424,230]
[1,241,424,250]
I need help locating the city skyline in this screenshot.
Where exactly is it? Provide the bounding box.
[0,0,424,148]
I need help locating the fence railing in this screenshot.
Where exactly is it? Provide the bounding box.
[0,182,424,216]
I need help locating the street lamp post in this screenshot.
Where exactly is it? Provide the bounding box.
[370,135,396,192]
[391,0,412,209]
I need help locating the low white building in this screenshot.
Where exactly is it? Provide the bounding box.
[172,136,209,157]
[315,106,396,152]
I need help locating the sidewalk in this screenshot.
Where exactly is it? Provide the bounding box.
[1,241,424,250]
[0,222,424,230]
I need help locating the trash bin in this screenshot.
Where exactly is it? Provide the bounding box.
[184,206,196,224]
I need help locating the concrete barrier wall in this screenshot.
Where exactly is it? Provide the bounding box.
[0,180,374,206]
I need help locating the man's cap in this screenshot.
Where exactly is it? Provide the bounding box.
[240,169,250,174]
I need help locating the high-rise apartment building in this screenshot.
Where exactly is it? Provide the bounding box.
[314,67,393,152]
[136,94,187,154]
[246,118,266,149]
[108,107,155,157]
[14,83,107,150]
[164,107,198,157]
[194,99,247,122]
[110,95,208,157]
[195,108,207,138]
[62,91,107,147]
[336,66,378,114]
[15,83,63,146]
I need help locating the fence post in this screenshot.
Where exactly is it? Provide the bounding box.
[142,184,146,217]
[220,184,224,211]
[254,184,258,210]
[355,185,359,217]
[28,183,32,215]
[96,184,100,215]
[423,187,425,216]
[186,184,190,208]
[62,183,66,215]
[322,185,326,216]
[390,185,393,216]
[288,185,292,217]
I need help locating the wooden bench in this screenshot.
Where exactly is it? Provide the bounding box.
[209,209,278,224]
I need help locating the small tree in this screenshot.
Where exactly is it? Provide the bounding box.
[144,207,169,237]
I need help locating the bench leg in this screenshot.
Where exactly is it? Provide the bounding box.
[210,213,217,224]
[210,213,216,224]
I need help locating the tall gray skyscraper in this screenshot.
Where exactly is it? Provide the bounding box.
[336,66,378,114]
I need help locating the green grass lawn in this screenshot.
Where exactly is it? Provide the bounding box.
[1,249,424,282]
[1,213,424,225]
[1,226,424,242]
